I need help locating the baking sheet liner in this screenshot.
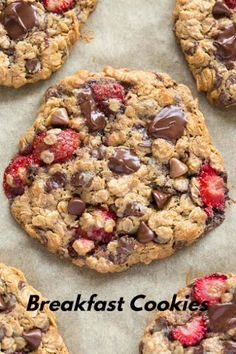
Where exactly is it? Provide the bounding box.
[0,1,235,353]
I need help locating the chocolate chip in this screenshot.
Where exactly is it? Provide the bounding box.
[25,58,41,74]
[87,111,106,132]
[44,85,61,101]
[51,108,69,127]
[108,148,141,175]
[90,145,106,160]
[77,88,95,117]
[23,329,42,350]
[148,105,187,141]
[68,198,86,216]
[0,294,16,313]
[0,1,38,40]
[77,88,106,132]
[208,289,236,333]
[136,221,155,244]
[214,23,236,62]
[212,1,231,19]
[152,190,170,210]
[124,202,145,217]
[45,172,67,192]
[0,295,8,312]
[71,171,92,188]
[169,158,188,178]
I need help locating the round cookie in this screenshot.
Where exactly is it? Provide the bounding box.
[3,67,228,273]
[174,0,236,107]
[0,0,97,88]
[139,272,236,354]
[0,263,68,353]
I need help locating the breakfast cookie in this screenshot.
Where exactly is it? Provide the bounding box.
[0,0,97,88]
[139,272,236,354]
[174,0,236,107]
[0,263,68,353]
[3,67,228,273]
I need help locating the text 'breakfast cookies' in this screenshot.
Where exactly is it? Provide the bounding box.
[139,273,236,354]
[3,67,228,273]
[0,0,97,88]
[0,263,68,353]
[174,0,236,107]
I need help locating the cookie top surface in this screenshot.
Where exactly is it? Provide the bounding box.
[4,67,228,273]
[174,0,236,107]
[0,0,97,88]
[0,263,68,353]
[139,272,236,354]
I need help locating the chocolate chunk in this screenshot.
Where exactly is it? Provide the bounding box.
[0,1,38,40]
[68,198,86,216]
[224,341,236,353]
[90,145,106,160]
[51,108,69,127]
[169,158,188,178]
[152,190,170,209]
[212,1,231,19]
[208,289,236,333]
[71,171,92,188]
[23,329,42,350]
[108,148,141,175]
[124,202,145,217]
[25,58,41,74]
[77,89,106,132]
[77,88,95,117]
[0,295,8,312]
[214,23,236,62]
[45,172,67,192]
[87,111,106,132]
[44,85,61,101]
[148,105,187,141]
[136,221,155,244]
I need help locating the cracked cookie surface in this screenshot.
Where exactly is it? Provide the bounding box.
[139,272,236,354]
[174,0,236,107]
[0,0,97,88]
[0,263,68,353]
[3,67,228,273]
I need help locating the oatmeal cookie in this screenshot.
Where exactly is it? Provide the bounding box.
[0,0,97,88]
[3,67,228,273]
[174,0,236,107]
[139,272,236,354]
[0,263,68,353]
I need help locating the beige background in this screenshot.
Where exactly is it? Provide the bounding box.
[0,1,235,353]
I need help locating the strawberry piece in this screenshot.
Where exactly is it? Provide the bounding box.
[225,0,236,9]
[192,274,227,305]
[42,0,75,13]
[74,210,117,245]
[90,81,126,103]
[198,164,225,215]
[171,315,207,347]
[3,154,36,199]
[33,129,80,164]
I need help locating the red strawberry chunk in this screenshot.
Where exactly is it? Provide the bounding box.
[3,154,36,199]
[33,129,80,164]
[74,209,117,245]
[42,0,75,13]
[171,315,207,347]
[90,81,126,103]
[192,274,227,305]
[225,0,236,9]
[198,164,225,215]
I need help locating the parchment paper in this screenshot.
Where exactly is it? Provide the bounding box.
[0,1,235,353]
